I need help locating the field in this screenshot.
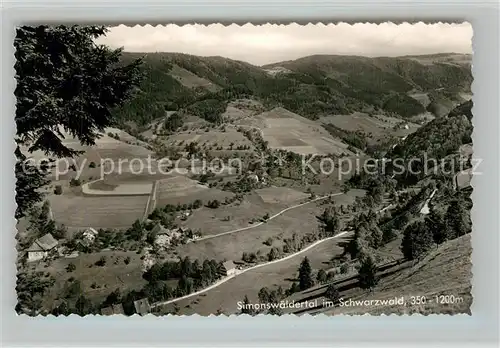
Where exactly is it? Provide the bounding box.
[320,112,421,144]
[408,91,431,107]
[49,194,149,230]
[255,187,310,204]
[180,192,289,236]
[173,190,363,262]
[31,250,147,309]
[169,64,220,92]
[254,107,355,155]
[158,233,352,315]
[84,181,153,196]
[222,99,266,122]
[155,175,234,207]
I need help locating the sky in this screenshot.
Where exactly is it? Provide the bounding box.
[96,22,473,66]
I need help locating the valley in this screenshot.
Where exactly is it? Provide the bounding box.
[15,45,473,317]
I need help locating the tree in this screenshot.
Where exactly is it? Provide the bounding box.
[316,269,327,284]
[267,247,280,261]
[317,208,341,237]
[401,221,434,260]
[444,200,471,239]
[258,287,270,303]
[298,257,314,290]
[14,25,143,218]
[358,254,378,289]
[240,295,254,315]
[426,209,448,245]
[324,284,340,303]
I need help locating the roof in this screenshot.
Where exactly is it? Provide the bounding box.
[27,241,44,252]
[83,227,99,236]
[101,307,114,316]
[152,224,169,235]
[222,260,235,271]
[133,298,151,315]
[36,233,58,251]
[112,303,125,315]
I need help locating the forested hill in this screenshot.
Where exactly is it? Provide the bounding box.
[388,99,473,185]
[113,52,472,126]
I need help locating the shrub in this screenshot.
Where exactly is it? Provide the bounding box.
[206,200,220,209]
[263,237,273,246]
[324,284,340,303]
[66,263,76,272]
[95,256,106,267]
[316,269,328,284]
[69,178,81,187]
[89,162,96,168]
[54,185,63,195]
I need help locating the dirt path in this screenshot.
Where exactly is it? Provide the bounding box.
[193,192,343,242]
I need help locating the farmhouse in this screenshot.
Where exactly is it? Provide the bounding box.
[100,307,114,316]
[151,223,170,235]
[81,227,99,246]
[100,303,124,316]
[133,298,151,316]
[222,260,237,277]
[27,233,58,262]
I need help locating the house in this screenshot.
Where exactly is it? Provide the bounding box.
[151,223,170,235]
[247,174,259,183]
[222,260,237,277]
[27,233,58,262]
[100,307,114,316]
[154,234,171,247]
[81,227,99,246]
[133,298,151,316]
[112,303,125,315]
[100,303,125,316]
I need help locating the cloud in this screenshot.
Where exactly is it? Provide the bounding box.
[96,22,472,65]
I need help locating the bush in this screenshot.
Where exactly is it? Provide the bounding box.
[89,162,96,168]
[95,256,107,267]
[316,269,328,284]
[206,200,220,209]
[70,178,81,187]
[324,283,340,303]
[263,237,273,246]
[124,256,131,265]
[54,185,63,195]
[66,263,76,272]
[192,199,203,209]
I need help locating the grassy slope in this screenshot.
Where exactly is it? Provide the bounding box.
[280,234,471,316]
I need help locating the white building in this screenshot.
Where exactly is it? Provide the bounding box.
[82,227,99,246]
[27,233,58,262]
[222,260,237,277]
